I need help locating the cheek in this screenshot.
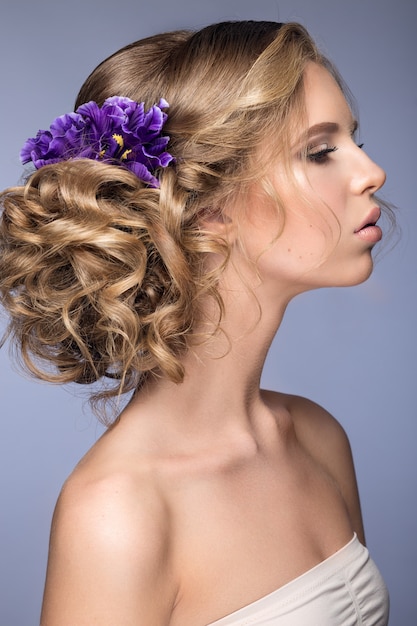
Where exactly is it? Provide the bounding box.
[238,191,283,257]
[253,215,335,284]
[290,169,350,248]
[242,171,345,275]
[276,185,342,258]
[300,165,348,218]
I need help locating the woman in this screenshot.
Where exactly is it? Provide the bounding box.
[0,21,389,625]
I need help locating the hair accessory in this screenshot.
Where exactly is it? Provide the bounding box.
[20,96,174,188]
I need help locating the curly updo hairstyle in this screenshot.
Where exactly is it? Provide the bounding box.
[0,21,323,413]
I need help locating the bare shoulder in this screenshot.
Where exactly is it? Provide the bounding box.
[284,393,351,456]
[41,455,177,625]
[262,390,351,464]
[262,390,365,543]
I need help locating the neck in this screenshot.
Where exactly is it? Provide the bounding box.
[126,277,290,437]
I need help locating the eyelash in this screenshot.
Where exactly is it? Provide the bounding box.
[306,142,365,164]
[307,145,337,163]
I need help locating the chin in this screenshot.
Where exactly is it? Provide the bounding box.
[336,257,375,288]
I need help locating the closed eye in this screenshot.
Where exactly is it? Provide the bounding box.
[307,145,338,164]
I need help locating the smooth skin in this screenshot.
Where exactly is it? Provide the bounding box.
[40,63,386,626]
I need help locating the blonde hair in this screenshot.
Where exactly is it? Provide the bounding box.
[0,21,324,413]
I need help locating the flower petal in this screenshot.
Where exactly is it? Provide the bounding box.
[20,97,173,185]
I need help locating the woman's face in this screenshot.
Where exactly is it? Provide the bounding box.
[238,62,386,296]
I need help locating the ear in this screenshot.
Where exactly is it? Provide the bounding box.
[198,205,235,238]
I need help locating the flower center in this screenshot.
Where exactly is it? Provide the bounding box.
[112,133,132,160]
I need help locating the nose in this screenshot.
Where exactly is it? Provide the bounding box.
[351,148,386,196]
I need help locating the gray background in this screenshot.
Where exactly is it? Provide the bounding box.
[0,0,415,624]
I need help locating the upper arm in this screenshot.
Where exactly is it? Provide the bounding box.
[286,395,366,545]
[41,474,176,626]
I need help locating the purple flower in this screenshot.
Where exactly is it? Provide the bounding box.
[20,97,174,187]
[20,112,86,168]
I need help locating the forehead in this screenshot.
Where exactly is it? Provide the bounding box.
[302,62,353,128]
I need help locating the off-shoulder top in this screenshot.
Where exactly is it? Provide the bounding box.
[207,534,389,625]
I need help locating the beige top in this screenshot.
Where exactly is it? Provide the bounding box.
[207,534,389,626]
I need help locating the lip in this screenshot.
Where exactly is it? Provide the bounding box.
[355,207,381,233]
[354,207,382,243]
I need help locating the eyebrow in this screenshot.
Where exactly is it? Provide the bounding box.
[305,119,359,140]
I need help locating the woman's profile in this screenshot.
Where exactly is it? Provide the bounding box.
[0,21,390,625]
